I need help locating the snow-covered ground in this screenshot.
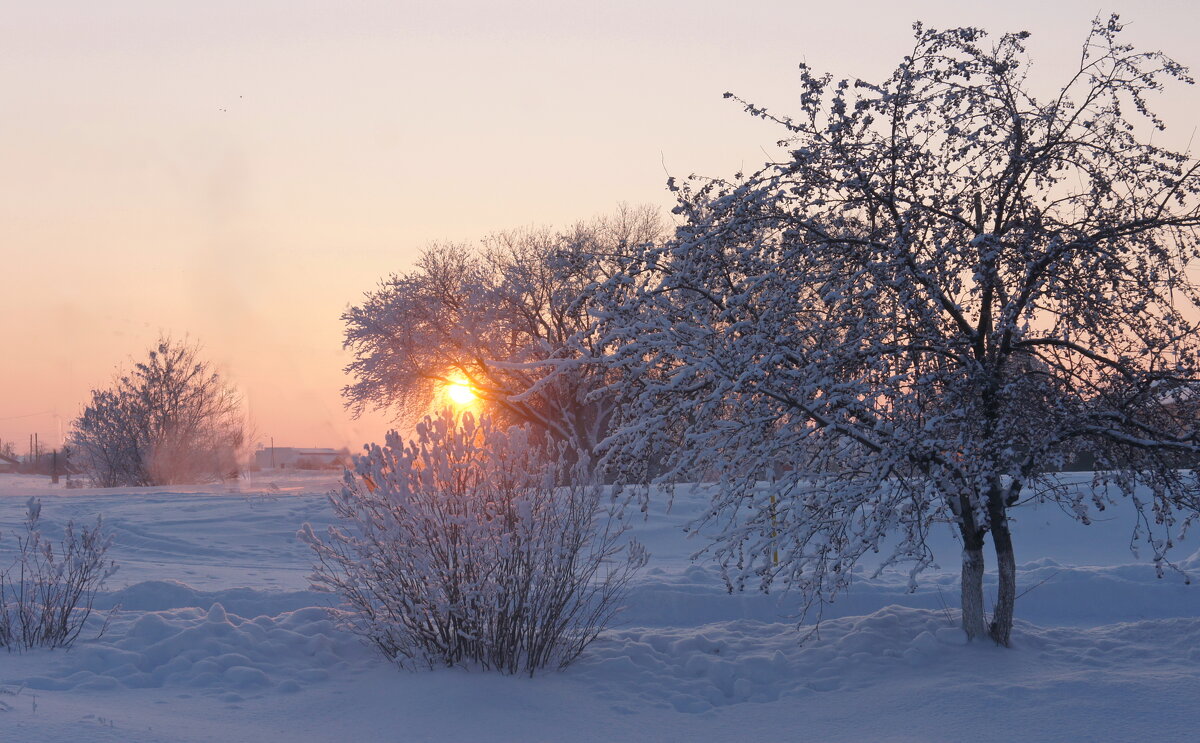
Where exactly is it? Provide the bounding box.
[1,471,1198,742]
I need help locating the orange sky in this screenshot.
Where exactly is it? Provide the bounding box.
[2,1,1198,451]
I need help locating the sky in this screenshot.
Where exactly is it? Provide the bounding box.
[2,0,1199,452]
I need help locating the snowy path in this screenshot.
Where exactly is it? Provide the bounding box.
[2,472,1198,741]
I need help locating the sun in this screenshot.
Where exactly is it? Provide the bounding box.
[445,380,477,407]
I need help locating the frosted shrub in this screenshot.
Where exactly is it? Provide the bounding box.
[0,499,118,651]
[302,410,646,675]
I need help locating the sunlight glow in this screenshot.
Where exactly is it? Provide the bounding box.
[445,380,477,407]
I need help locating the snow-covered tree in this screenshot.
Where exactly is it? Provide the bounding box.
[71,339,246,487]
[301,409,645,674]
[342,205,664,457]
[598,17,1200,644]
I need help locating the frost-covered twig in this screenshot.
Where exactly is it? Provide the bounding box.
[0,498,118,651]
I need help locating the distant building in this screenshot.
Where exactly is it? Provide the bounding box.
[0,452,19,474]
[253,447,349,470]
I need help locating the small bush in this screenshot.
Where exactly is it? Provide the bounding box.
[301,410,646,675]
[0,499,118,651]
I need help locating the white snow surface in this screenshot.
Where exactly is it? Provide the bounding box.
[2,471,1198,742]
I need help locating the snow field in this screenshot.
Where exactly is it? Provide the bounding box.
[2,471,1199,741]
[18,600,365,700]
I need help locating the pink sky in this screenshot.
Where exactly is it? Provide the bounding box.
[2,0,1198,451]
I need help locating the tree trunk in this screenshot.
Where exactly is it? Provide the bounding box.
[960,531,987,641]
[988,506,1016,647]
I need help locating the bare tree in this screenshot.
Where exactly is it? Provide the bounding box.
[599,17,1200,645]
[71,338,246,487]
[342,204,665,457]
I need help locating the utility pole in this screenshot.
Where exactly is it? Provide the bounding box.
[51,449,59,484]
